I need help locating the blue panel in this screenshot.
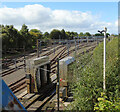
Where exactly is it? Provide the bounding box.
[0,78,2,111]
[0,79,27,111]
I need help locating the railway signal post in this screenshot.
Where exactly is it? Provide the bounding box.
[98,27,107,91]
[103,27,107,91]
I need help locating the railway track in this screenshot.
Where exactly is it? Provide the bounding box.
[25,44,97,111]
[23,83,56,111]
[50,44,96,75]
[2,42,97,111]
[6,42,97,95]
[7,43,94,92]
[2,45,64,69]
[1,45,64,77]
[8,68,57,94]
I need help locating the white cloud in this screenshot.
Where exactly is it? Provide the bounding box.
[0,4,118,34]
[115,20,118,26]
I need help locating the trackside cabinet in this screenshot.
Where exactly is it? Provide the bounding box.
[26,56,51,93]
[58,56,75,98]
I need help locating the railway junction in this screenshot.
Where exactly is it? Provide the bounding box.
[1,37,103,111]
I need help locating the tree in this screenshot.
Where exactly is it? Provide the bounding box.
[1,25,19,51]
[49,29,61,39]
[66,31,78,39]
[66,31,71,39]
[94,33,110,38]
[30,29,43,39]
[94,33,104,36]
[30,29,41,33]
[29,29,43,47]
[84,32,91,36]
[79,32,84,37]
[61,29,67,39]
[20,24,32,49]
[71,31,78,39]
[43,32,49,39]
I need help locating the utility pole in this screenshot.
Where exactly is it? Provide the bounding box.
[54,40,55,54]
[87,36,88,43]
[14,58,17,70]
[37,39,41,57]
[37,39,39,58]
[67,39,69,56]
[74,37,77,55]
[39,40,41,57]
[59,35,60,43]
[23,46,26,72]
[57,58,59,111]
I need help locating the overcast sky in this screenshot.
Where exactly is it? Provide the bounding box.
[0,2,118,34]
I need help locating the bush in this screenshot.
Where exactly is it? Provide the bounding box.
[94,92,120,111]
[67,37,120,111]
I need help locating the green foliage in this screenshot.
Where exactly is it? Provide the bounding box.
[43,32,49,39]
[95,33,104,36]
[29,28,43,46]
[94,92,120,111]
[79,32,84,37]
[19,24,32,49]
[1,24,41,56]
[78,32,91,37]
[1,25,20,51]
[30,29,41,33]
[94,33,110,37]
[61,29,67,39]
[84,32,91,36]
[66,31,78,39]
[67,37,120,111]
[49,29,61,39]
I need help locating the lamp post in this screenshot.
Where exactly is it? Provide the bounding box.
[98,27,107,91]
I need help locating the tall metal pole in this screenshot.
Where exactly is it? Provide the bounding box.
[67,40,69,56]
[37,39,39,58]
[75,38,77,55]
[39,40,41,57]
[54,41,55,54]
[14,59,17,70]
[59,35,60,43]
[103,27,107,91]
[87,36,88,43]
[98,27,107,91]
[57,58,59,111]
[23,46,26,72]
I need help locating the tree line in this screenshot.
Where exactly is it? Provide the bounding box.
[0,24,110,53]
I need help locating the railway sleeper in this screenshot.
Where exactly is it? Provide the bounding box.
[20,83,56,109]
[10,80,26,91]
[13,85,27,94]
